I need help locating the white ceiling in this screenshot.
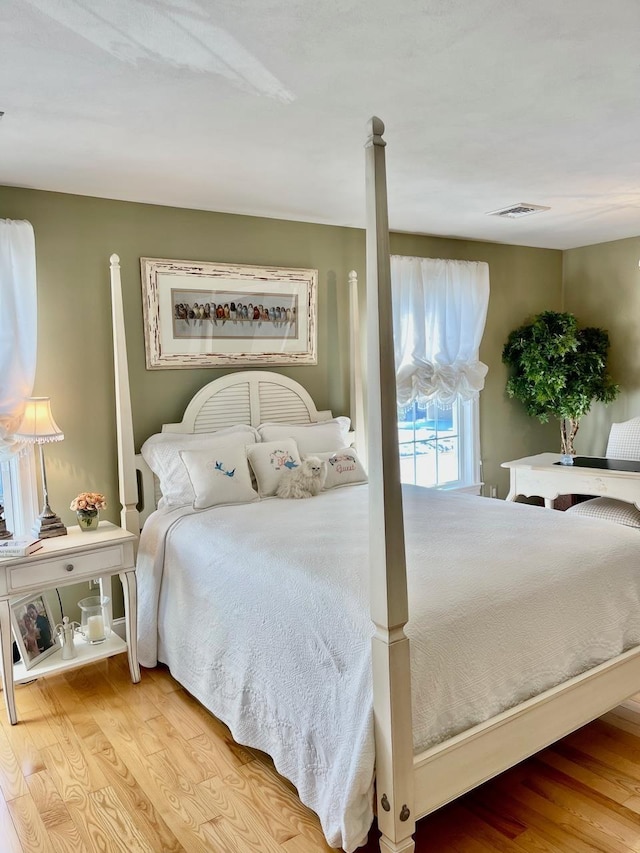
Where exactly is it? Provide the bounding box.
[2,0,640,250]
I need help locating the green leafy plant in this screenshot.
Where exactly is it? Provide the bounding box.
[502,311,619,456]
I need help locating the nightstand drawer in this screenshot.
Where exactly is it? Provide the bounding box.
[8,545,125,592]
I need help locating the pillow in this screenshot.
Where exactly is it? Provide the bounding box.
[257,417,351,455]
[141,425,259,508]
[566,497,640,528]
[179,446,258,509]
[246,439,302,497]
[314,448,368,490]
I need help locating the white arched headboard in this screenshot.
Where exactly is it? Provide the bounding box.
[162,371,332,434]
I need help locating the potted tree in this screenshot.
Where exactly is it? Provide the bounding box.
[502,311,619,462]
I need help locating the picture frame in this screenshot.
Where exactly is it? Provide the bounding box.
[141,258,318,368]
[10,593,58,670]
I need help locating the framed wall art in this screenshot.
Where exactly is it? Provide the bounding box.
[141,258,318,368]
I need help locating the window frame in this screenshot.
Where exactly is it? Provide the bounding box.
[1,448,38,538]
[397,396,482,494]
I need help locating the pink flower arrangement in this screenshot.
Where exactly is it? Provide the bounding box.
[70,492,107,512]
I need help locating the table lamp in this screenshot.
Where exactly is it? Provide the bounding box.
[14,397,67,538]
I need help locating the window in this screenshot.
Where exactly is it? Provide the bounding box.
[390,255,489,493]
[1,450,38,538]
[0,218,38,532]
[398,397,480,491]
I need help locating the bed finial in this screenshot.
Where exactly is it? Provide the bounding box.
[366,116,386,147]
[110,253,120,266]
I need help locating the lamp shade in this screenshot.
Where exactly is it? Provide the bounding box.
[13,397,64,443]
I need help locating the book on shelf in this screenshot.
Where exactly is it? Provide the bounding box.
[0,537,43,557]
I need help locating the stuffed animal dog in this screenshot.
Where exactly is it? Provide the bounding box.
[276,456,327,499]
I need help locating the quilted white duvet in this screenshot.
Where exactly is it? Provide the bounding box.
[136,485,640,851]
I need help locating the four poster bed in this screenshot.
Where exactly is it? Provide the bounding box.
[109,119,640,853]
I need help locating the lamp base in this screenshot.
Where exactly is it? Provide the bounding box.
[32,511,67,539]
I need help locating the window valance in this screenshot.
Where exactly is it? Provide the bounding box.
[0,220,37,459]
[391,255,490,407]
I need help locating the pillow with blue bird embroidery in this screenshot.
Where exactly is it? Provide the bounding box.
[180,445,258,509]
[246,439,302,497]
[141,425,259,508]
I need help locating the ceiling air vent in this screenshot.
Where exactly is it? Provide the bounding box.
[488,203,550,219]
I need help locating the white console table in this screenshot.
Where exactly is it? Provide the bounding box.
[502,453,640,510]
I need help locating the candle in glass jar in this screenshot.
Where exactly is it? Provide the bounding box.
[86,614,105,641]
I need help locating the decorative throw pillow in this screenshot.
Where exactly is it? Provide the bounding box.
[141,426,259,508]
[566,497,640,528]
[257,417,351,455]
[246,439,302,497]
[179,446,258,509]
[315,448,368,490]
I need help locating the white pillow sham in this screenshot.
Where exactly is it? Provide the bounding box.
[141,425,259,508]
[180,446,258,509]
[246,439,302,497]
[257,417,351,455]
[314,448,368,490]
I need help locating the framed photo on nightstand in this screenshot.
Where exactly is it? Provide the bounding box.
[10,593,58,670]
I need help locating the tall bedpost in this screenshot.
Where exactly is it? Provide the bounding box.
[110,254,140,537]
[365,119,415,853]
[349,269,366,467]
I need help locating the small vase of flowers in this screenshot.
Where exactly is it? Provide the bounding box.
[70,492,107,532]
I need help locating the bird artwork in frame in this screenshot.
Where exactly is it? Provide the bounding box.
[141,257,317,368]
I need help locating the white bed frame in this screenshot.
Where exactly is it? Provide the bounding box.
[109,119,640,853]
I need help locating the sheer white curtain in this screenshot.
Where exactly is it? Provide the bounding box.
[0,220,37,460]
[391,256,490,407]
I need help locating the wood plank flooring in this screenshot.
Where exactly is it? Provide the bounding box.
[2,656,640,852]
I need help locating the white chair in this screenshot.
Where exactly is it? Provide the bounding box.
[566,417,640,528]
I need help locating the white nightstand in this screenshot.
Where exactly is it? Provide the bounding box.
[0,521,140,724]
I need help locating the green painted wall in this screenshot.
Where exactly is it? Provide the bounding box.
[563,236,640,454]
[0,186,562,551]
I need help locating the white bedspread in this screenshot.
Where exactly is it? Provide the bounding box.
[136,486,640,851]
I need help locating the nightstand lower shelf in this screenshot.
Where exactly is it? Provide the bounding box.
[13,633,127,685]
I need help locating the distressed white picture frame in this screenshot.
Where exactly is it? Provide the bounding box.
[141,258,318,368]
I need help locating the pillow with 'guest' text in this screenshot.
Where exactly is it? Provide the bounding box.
[314,447,368,490]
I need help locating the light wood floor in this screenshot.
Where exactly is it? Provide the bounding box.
[2,656,640,852]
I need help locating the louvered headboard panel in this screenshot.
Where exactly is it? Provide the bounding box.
[258,381,314,424]
[192,384,252,432]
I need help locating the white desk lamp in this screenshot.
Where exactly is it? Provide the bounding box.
[14,397,67,538]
